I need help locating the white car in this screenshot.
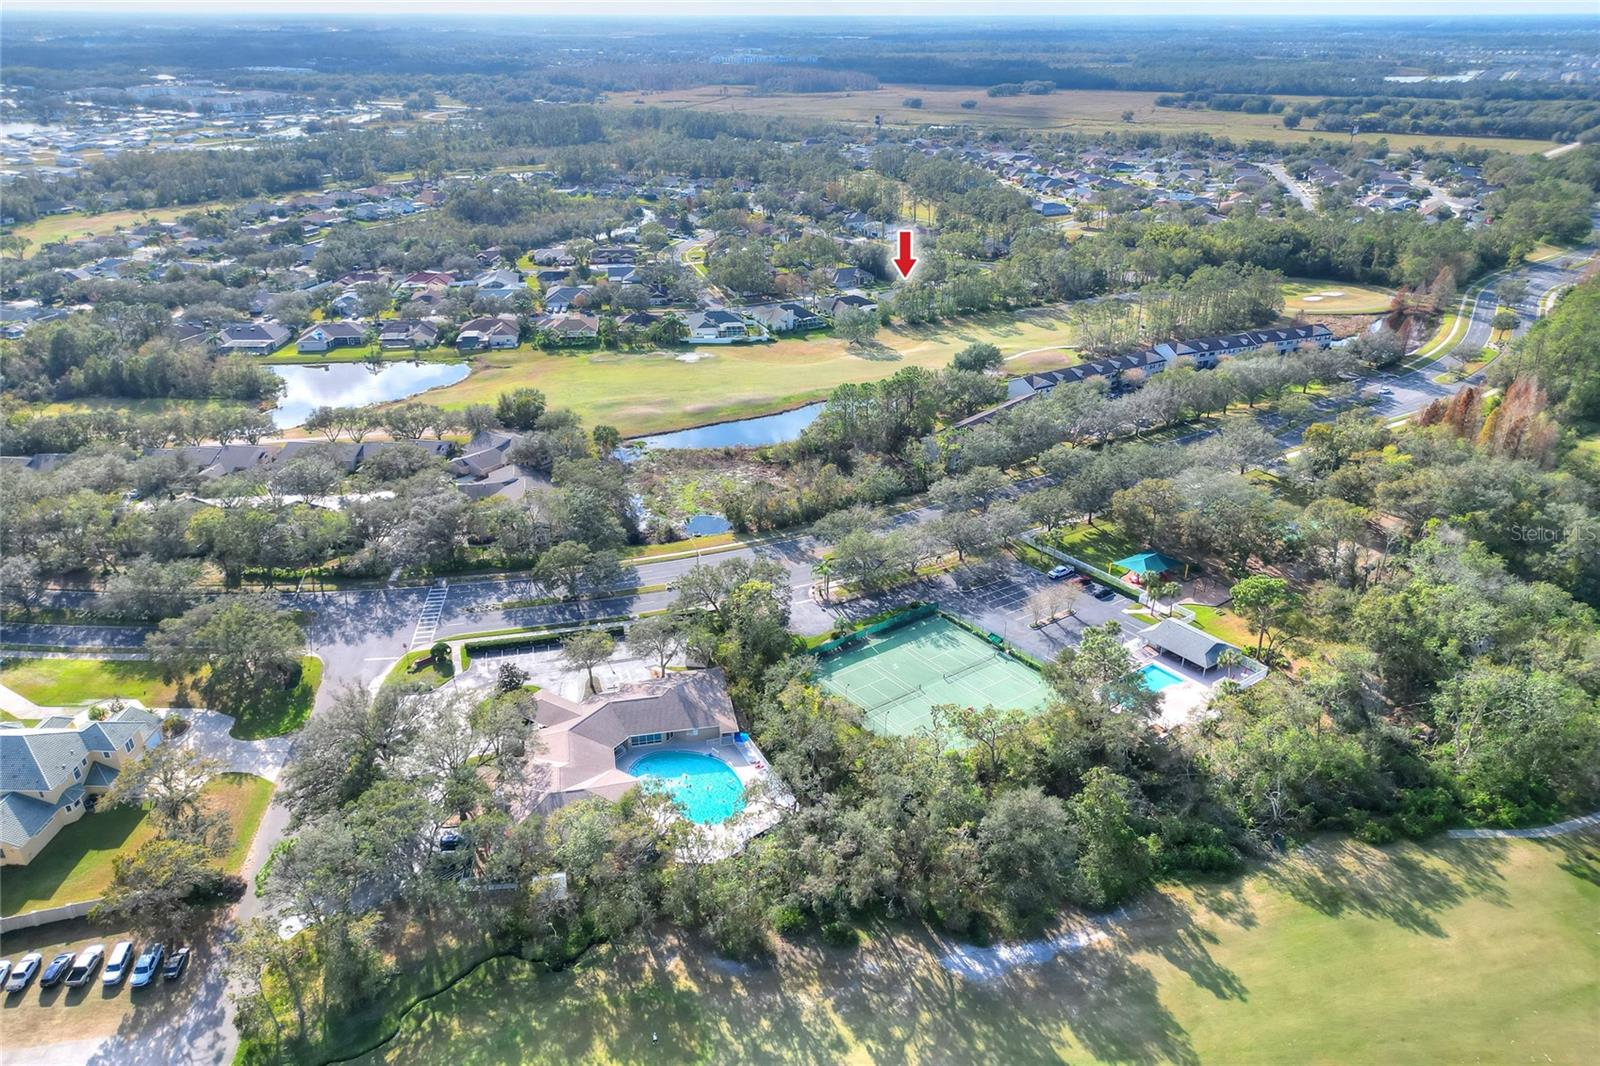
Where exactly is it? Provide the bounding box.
[103,941,134,987]
[5,953,41,993]
[0,960,10,987]
[65,944,105,987]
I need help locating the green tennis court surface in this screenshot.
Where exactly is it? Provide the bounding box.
[815,614,1053,741]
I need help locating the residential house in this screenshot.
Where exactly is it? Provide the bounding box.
[684,309,748,341]
[538,312,600,342]
[456,314,521,351]
[1,707,163,866]
[542,286,591,313]
[828,293,879,317]
[296,320,367,354]
[216,321,291,355]
[831,266,875,290]
[398,270,455,292]
[377,319,441,350]
[744,302,825,333]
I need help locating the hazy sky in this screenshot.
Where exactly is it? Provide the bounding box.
[6,0,1594,16]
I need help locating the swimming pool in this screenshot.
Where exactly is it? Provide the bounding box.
[1139,662,1185,693]
[628,751,746,825]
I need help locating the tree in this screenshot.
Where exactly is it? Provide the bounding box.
[833,305,880,346]
[1066,767,1154,908]
[933,703,1026,783]
[1230,575,1296,657]
[563,630,615,694]
[628,615,684,676]
[0,554,47,618]
[495,662,529,695]
[92,836,232,940]
[1144,577,1181,618]
[145,596,305,711]
[533,540,593,599]
[103,743,228,847]
[978,786,1078,925]
[950,341,1002,373]
[101,556,205,620]
[495,388,547,432]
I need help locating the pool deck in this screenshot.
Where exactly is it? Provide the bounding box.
[1124,641,1249,729]
[620,734,790,861]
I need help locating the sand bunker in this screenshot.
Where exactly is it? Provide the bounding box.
[1321,290,1347,297]
[1301,295,1324,302]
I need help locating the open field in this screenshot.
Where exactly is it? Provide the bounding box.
[0,657,183,708]
[361,831,1600,1065]
[1,772,275,916]
[412,306,1080,436]
[6,205,212,255]
[1281,279,1395,316]
[617,86,1559,155]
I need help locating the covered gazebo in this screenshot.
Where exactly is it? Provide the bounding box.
[1141,618,1237,674]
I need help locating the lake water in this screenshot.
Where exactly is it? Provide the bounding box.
[269,361,470,428]
[628,402,825,451]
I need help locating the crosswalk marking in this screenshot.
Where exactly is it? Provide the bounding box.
[409,580,449,649]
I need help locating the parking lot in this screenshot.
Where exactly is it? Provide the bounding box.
[833,555,1137,667]
[0,920,218,1064]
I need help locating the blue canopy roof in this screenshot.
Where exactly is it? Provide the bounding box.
[1114,551,1182,575]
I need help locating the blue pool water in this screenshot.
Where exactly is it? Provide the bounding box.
[629,751,745,824]
[1139,663,1185,693]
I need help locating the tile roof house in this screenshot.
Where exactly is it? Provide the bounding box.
[518,669,740,814]
[1,707,163,866]
[216,321,291,355]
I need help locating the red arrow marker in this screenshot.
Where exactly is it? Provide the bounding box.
[892,229,917,280]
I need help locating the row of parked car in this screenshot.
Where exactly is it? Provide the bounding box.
[1046,563,1119,601]
[1,942,190,995]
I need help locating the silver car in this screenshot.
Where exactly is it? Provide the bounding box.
[65,944,105,988]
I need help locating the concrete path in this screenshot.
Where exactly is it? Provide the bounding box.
[177,710,295,783]
[1447,810,1600,839]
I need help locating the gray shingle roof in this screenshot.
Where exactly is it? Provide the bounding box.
[1,730,89,794]
[1142,619,1235,669]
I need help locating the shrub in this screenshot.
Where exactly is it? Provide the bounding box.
[161,714,190,738]
[819,920,859,948]
[902,97,923,109]
[767,902,807,937]
[960,99,977,110]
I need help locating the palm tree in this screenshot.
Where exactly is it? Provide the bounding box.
[1146,577,1181,618]
[813,558,834,604]
[1218,647,1245,681]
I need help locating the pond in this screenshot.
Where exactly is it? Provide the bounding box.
[684,513,733,537]
[626,402,824,451]
[268,361,470,428]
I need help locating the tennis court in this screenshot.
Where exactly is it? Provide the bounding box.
[815,613,1054,741]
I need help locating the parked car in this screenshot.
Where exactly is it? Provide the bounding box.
[163,947,191,982]
[0,960,10,987]
[130,944,165,989]
[40,951,76,989]
[65,945,105,987]
[6,953,41,993]
[1375,386,1393,396]
[103,941,134,987]
[1086,583,1117,601]
[1047,565,1075,581]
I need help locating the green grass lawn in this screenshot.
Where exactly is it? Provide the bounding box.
[360,832,1600,1065]
[230,656,322,740]
[0,657,185,708]
[1,772,275,916]
[1041,522,1142,573]
[1183,602,1258,651]
[1280,278,1395,316]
